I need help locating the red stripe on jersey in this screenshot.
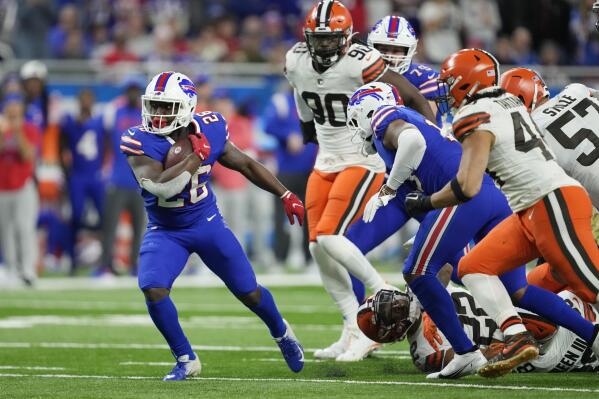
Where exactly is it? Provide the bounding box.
[121,136,142,147]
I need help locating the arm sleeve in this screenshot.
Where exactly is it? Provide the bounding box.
[386,127,426,190]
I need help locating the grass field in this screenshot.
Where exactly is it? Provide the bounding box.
[1,283,598,399]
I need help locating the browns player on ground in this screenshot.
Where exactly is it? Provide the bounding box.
[358,286,599,374]
[285,0,434,361]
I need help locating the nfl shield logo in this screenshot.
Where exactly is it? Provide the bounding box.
[317,78,324,87]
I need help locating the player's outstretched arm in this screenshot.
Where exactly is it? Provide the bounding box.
[127,153,202,199]
[380,70,436,122]
[218,141,305,225]
[430,130,493,208]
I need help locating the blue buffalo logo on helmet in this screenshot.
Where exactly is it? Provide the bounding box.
[178,78,197,98]
[349,87,385,106]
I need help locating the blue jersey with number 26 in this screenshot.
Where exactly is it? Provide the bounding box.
[120,111,228,228]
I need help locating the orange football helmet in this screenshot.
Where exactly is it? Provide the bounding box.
[304,0,353,67]
[438,48,500,109]
[499,67,549,112]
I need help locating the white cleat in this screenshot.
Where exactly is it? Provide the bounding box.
[163,352,201,381]
[335,326,382,362]
[426,349,487,379]
[314,324,351,359]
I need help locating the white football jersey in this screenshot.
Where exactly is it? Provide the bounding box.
[407,285,502,371]
[515,291,599,373]
[452,88,580,212]
[285,42,386,173]
[409,287,599,373]
[532,84,599,209]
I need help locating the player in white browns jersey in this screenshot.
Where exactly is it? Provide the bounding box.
[404,48,599,377]
[359,286,599,373]
[285,0,435,362]
[500,68,599,209]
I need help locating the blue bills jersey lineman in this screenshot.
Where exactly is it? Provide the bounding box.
[119,112,228,228]
[370,104,496,195]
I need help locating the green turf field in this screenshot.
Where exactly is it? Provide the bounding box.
[0,284,598,399]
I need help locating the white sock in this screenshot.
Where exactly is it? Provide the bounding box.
[309,242,359,324]
[462,273,525,334]
[317,235,387,293]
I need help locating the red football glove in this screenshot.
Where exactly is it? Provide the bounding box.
[422,312,443,351]
[189,133,211,161]
[281,190,305,226]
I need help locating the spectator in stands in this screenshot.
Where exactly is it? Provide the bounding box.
[127,13,153,60]
[262,86,316,269]
[494,35,515,64]
[12,0,54,59]
[418,0,462,63]
[48,4,81,58]
[570,0,599,65]
[191,24,229,62]
[102,24,140,66]
[20,60,48,131]
[0,94,41,286]
[538,40,570,89]
[59,88,105,275]
[460,0,501,50]
[510,26,538,65]
[194,73,214,112]
[99,75,147,276]
[233,16,266,63]
[210,91,255,251]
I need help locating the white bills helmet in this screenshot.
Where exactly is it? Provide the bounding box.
[368,16,418,74]
[141,71,198,135]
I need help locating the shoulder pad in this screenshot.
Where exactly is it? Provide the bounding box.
[451,105,491,142]
[285,42,309,74]
[357,46,387,83]
[562,83,590,98]
[120,127,145,156]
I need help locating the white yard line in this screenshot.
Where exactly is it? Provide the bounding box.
[0,341,410,355]
[0,373,597,393]
[0,274,405,291]
[0,299,340,314]
[0,366,65,370]
[119,362,174,366]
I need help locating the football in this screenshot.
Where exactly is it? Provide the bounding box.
[164,134,193,169]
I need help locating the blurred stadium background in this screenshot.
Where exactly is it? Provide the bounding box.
[0,0,598,286]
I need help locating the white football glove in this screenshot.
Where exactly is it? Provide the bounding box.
[363,188,396,223]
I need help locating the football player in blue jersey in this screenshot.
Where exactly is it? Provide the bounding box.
[367,15,446,125]
[323,82,599,378]
[120,71,305,380]
[59,88,105,274]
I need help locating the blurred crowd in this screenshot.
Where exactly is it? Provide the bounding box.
[0,0,597,67]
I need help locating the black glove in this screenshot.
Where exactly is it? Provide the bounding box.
[404,191,434,217]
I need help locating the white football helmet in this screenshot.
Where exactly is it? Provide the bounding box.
[368,16,417,74]
[141,71,198,135]
[347,82,402,155]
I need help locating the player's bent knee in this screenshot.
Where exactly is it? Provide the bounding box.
[143,287,170,302]
[509,286,527,304]
[237,287,261,308]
